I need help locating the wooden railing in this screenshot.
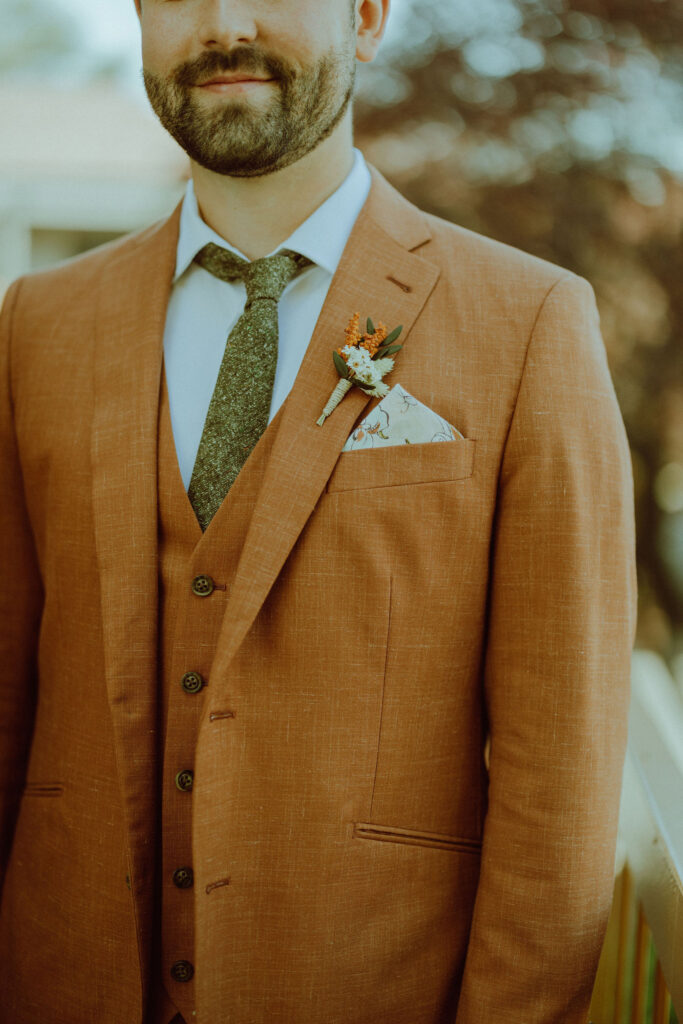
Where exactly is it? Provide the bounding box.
[589,651,683,1024]
[591,865,677,1024]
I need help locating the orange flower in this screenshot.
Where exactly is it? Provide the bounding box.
[344,311,362,347]
[360,321,388,357]
[336,317,390,363]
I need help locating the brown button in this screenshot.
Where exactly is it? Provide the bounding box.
[175,769,194,792]
[172,866,194,889]
[191,574,214,597]
[170,959,194,983]
[181,671,205,694]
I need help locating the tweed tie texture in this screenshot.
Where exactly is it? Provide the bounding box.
[187,242,313,531]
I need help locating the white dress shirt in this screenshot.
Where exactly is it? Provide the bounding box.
[163,147,372,491]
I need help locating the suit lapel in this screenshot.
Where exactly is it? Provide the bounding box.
[205,165,441,703]
[91,207,180,972]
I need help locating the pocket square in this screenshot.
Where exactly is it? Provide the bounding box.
[341,383,465,452]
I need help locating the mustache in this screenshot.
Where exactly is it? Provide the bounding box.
[172,47,295,89]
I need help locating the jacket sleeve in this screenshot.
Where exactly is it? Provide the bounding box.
[455,274,638,1024]
[0,279,44,893]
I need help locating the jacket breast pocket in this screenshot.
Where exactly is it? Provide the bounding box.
[325,438,476,494]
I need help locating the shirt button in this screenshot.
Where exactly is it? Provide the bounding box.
[175,769,194,792]
[172,866,194,889]
[181,671,205,694]
[191,574,214,597]
[170,960,194,983]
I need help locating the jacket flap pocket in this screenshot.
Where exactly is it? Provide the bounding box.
[23,781,64,797]
[326,438,476,494]
[353,821,482,854]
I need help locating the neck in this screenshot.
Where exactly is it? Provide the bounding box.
[190,114,356,261]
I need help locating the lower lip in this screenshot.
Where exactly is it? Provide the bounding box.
[198,80,274,94]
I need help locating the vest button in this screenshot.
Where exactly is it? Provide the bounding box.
[181,671,205,694]
[175,769,194,792]
[170,959,194,983]
[172,866,194,889]
[191,574,215,597]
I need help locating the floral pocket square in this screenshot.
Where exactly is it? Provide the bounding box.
[341,383,465,452]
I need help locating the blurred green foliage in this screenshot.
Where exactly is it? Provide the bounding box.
[356,0,683,660]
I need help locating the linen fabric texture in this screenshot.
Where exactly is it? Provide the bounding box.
[0,162,637,1024]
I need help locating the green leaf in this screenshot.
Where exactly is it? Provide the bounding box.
[366,316,375,335]
[384,324,403,345]
[355,380,376,392]
[375,342,403,358]
[333,350,350,378]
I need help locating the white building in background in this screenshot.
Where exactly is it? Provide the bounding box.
[0,82,189,296]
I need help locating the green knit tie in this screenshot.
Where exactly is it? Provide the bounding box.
[187,242,313,531]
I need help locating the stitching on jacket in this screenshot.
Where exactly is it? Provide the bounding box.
[497,273,574,469]
[205,877,231,894]
[369,574,392,819]
[22,783,63,797]
[3,275,23,421]
[209,710,236,721]
[386,275,411,293]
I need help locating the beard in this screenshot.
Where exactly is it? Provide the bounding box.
[142,42,356,177]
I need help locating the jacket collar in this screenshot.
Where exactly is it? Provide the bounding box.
[173,146,372,280]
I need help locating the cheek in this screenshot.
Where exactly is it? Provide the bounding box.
[266,28,348,76]
[262,4,349,59]
[139,11,191,73]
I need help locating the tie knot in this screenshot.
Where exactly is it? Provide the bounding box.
[194,242,313,305]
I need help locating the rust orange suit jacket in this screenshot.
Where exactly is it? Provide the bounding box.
[0,164,637,1024]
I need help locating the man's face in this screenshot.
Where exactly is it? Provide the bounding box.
[137,0,359,177]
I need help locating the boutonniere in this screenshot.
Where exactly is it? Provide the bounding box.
[316,312,404,426]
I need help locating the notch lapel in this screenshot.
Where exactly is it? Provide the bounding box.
[205,166,441,704]
[91,206,180,992]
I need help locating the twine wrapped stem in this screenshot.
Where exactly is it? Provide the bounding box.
[316,378,354,426]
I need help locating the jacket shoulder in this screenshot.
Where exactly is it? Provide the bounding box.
[6,211,177,307]
[420,207,583,295]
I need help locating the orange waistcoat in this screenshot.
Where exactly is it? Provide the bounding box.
[149,367,286,1024]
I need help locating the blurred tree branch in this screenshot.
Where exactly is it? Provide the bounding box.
[355,0,683,655]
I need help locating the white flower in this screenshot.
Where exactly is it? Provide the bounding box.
[342,345,394,389]
[368,357,395,380]
[371,378,392,398]
[341,344,373,376]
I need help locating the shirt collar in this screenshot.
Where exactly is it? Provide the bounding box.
[173,146,372,283]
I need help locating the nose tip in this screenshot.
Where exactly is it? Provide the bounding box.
[204,34,255,48]
[199,7,259,50]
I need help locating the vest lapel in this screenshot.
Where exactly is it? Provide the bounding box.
[91,205,180,999]
[204,165,441,709]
